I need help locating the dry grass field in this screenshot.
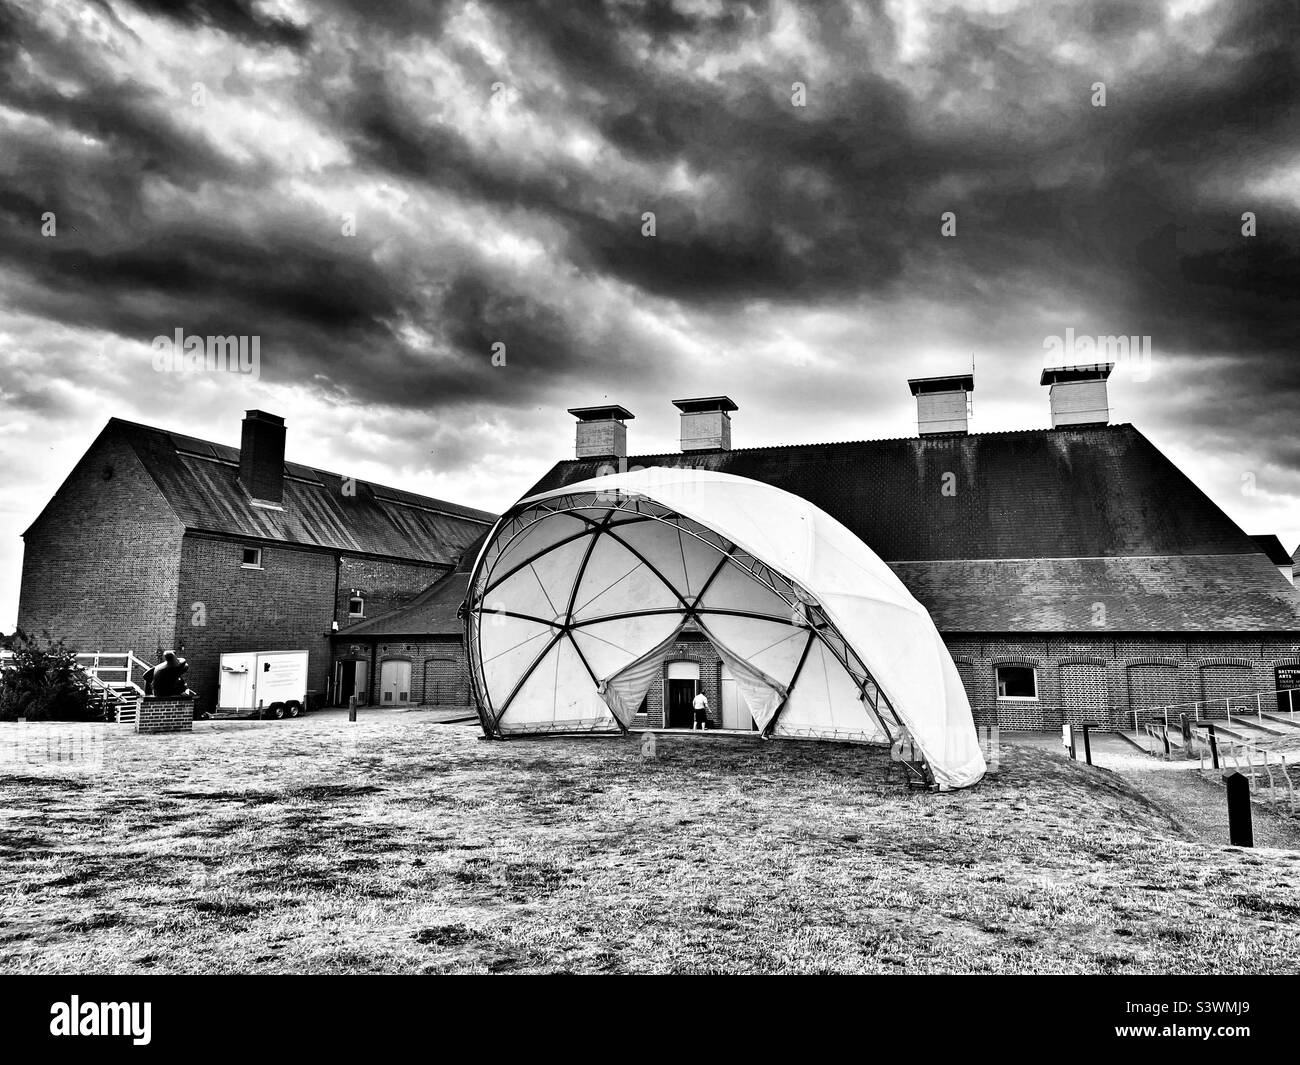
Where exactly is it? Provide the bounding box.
[2,712,1299,974]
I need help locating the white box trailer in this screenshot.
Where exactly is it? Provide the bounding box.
[216,650,310,720]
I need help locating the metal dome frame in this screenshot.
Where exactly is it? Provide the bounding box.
[464,485,932,786]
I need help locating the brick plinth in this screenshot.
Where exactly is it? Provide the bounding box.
[137,696,194,734]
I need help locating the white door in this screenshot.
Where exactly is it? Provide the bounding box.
[720,665,754,730]
[380,660,411,705]
[219,653,256,713]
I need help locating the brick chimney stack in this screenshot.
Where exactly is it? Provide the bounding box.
[239,410,286,503]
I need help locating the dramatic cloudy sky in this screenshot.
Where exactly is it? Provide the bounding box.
[1,0,1298,628]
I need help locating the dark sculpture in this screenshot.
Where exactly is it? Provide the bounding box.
[143,651,190,698]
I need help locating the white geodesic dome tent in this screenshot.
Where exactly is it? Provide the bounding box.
[463,467,986,789]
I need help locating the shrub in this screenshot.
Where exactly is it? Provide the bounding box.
[0,629,95,722]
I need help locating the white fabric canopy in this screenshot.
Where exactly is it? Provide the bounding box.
[599,626,682,725]
[465,467,986,789]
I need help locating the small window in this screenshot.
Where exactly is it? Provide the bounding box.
[635,695,648,716]
[348,596,365,617]
[241,547,262,568]
[996,665,1038,700]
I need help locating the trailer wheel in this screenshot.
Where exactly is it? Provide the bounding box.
[285,700,302,719]
[266,702,285,720]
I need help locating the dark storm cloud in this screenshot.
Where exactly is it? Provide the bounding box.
[314,0,456,37]
[0,0,689,415]
[2,0,1298,418]
[320,0,1300,351]
[336,39,916,300]
[4,0,1300,630]
[0,5,268,237]
[118,0,310,48]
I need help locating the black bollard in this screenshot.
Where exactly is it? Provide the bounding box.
[1082,724,1092,766]
[1224,771,1253,847]
[1207,723,1219,770]
[348,695,357,723]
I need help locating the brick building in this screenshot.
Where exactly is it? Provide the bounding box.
[508,370,1300,732]
[17,411,495,714]
[329,538,483,709]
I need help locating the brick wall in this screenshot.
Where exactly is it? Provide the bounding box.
[18,427,183,664]
[335,557,446,629]
[175,535,336,715]
[419,640,470,705]
[638,633,722,728]
[136,696,193,734]
[944,633,1300,730]
[332,636,470,706]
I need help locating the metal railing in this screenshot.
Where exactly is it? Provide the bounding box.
[970,686,1300,747]
[1208,735,1299,813]
[1144,722,1173,758]
[1127,685,1300,734]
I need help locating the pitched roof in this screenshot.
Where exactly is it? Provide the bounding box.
[336,532,488,638]
[1251,534,1294,567]
[522,423,1300,633]
[109,419,495,567]
[527,424,1256,559]
[894,555,1297,632]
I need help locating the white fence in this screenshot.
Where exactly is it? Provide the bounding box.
[0,650,148,691]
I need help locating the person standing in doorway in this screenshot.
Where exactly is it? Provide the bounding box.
[692,689,709,730]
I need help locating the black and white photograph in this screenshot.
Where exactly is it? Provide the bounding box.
[0,0,1297,1038]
